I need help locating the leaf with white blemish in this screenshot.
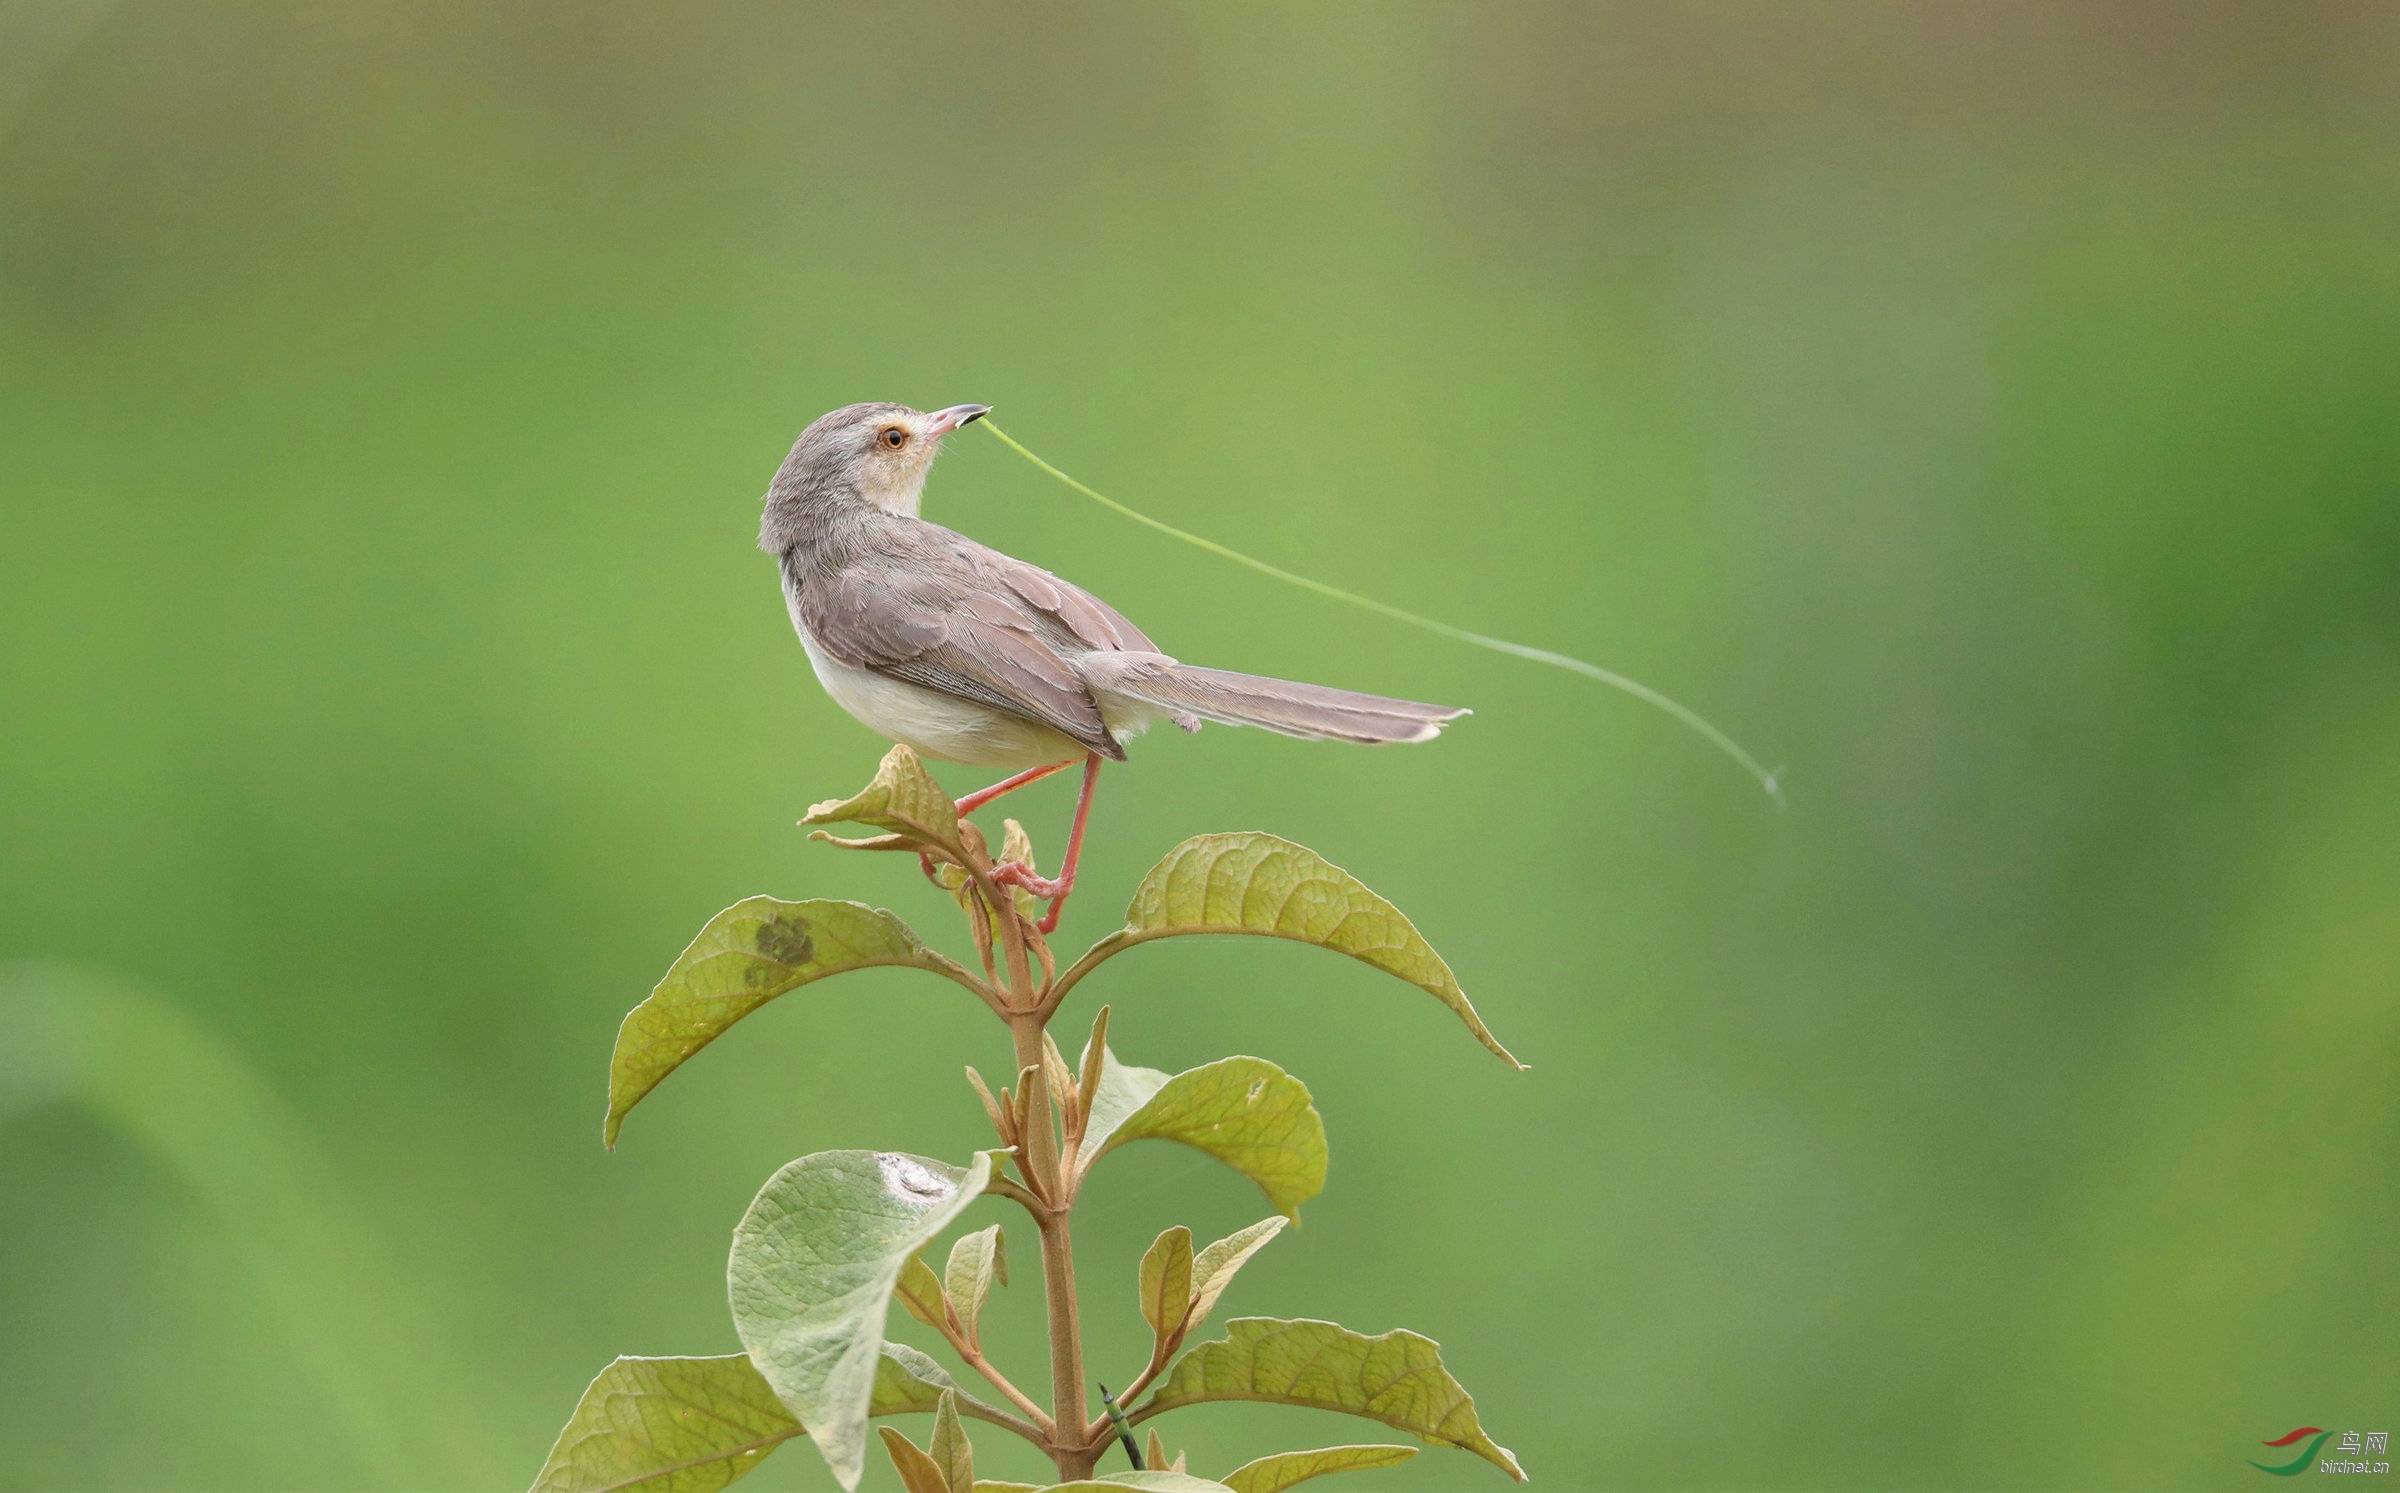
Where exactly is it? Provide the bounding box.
[728,1149,995,1491]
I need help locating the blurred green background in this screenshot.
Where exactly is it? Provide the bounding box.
[2,3,2394,1488]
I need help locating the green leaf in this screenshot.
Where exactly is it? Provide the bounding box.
[936,820,1038,920]
[1183,1219,1285,1339]
[1043,1475,1232,1493]
[878,1427,951,1493]
[525,1350,1012,1493]
[1137,1226,1194,1341]
[1078,1046,1170,1158]
[1078,1052,1326,1221]
[729,1150,995,1491]
[606,899,973,1147]
[1072,833,1523,1069]
[803,745,964,856]
[996,819,1042,918]
[972,1484,1041,1493]
[871,1344,962,1416]
[528,1354,799,1493]
[1220,1446,1418,1493]
[930,1391,974,1493]
[1140,1318,1523,1482]
[894,1254,948,1333]
[869,1344,1022,1438]
[944,1226,1007,1351]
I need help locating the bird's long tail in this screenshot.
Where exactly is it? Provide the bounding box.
[1080,652,1466,746]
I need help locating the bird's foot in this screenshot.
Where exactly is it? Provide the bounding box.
[988,859,1075,934]
[988,860,1069,902]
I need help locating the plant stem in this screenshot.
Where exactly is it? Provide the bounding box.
[974,811,1096,1477]
[1009,1013,1090,1476]
[956,1346,1053,1434]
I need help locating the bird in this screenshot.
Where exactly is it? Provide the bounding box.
[758,401,1468,930]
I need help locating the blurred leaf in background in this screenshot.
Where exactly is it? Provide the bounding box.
[0,3,2392,1488]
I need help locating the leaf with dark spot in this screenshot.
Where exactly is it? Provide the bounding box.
[605,898,972,1147]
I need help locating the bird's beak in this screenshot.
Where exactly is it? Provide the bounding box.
[923,404,991,437]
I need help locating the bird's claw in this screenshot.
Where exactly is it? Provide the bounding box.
[989,860,1068,902]
[989,860,1074,934]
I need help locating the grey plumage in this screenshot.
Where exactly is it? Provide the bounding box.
[760,401,1467,770]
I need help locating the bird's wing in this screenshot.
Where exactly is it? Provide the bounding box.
[950,537,1161,655]
[801,552,1125,759]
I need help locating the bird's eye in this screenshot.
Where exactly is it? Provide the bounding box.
[882,428,907,448]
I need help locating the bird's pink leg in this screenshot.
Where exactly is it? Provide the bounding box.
[989,752,1102,933]
[957,759,1073,816]
[927,761,1073,886]
[1040,753,1103,933]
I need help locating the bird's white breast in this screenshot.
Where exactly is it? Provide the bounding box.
[785,588,1085,769]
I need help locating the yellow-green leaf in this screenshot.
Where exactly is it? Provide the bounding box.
[996,818,1041,918]
[895,1254,948,1333]
[1077,1046,1170,1159]
[1137,1226,1194,1342]
[878,1427,951,1493]
[1220,1446,1417,1493]
[803,745,963,856]
[1075,834,1522,1068]
[1078,1053,1326,1220]
[606,898,972,1147]
[528,1354,800,1493]
[1140,1318,1523,1482]
[937,820,1038,920]
[872,1344,1019,1433]
[525,1347,992,1493]
[930,1390,974,1493]
[1032,1478,1232,1493]
[944,1226,1007,1350]
[1183,1219,1285,1339]
[729,1150,994,1491]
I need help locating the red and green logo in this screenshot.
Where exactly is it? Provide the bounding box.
[2253,1428,2333,1476]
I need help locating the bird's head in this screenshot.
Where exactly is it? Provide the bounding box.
[763,401,989,545]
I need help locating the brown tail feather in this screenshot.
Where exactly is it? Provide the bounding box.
[1082,654,1468,745]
